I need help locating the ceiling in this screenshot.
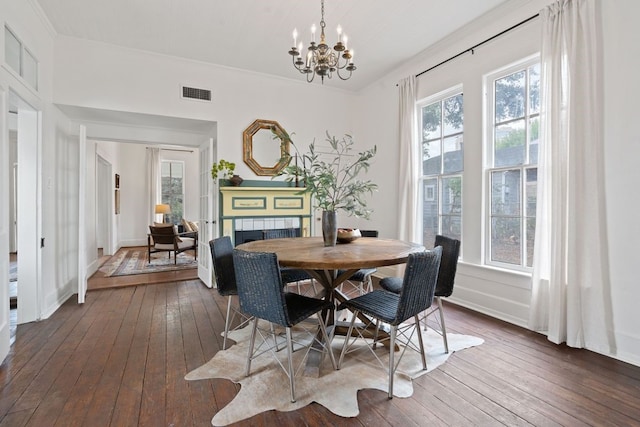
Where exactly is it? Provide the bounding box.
[33,0,509,145]
[36,0,509,92]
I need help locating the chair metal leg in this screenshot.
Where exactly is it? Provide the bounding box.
[318,315,337,370]
[437,297,449,353]
[337,311,359,369]
[286,327,296,402]
[245,318,259,376]
[414,314,427,370]
[223,296,233,350]
[388,326,396,399]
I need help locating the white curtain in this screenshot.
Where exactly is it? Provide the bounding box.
[146,147,160,224]
[397,76,421,243]
[529,0,613,351]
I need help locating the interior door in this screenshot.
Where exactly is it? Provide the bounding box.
[0,86,9,362]
[197,137,216,288]
[77,125,87,303]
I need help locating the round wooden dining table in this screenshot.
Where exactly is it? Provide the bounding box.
[236,236,425,376]
[236,236,424,296]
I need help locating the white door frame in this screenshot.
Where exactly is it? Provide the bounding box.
[197,137,216,288]
[77,125,87,303]
[0,85,9,362]
[96,155,113,256]
[14,92,41,324]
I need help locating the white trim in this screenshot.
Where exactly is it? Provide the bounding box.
[483,55,540,271]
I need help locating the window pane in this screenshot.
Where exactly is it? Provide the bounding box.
[495,120,525,167]
[422,178,439,246]
[528,116,539,164]
[161,161,184,225]
[173,162,184,178]
[529,64,540,114]
[526,217,536,267]
[443,135,463,173]
[495,70,525,123]
[525,168,537,216]
[422,102,441,141]
[422,139,441,175]
[441,176,462,216]
[526,168,537,267]
[491,170,521,216]
[441,176,462,240]
[491,217,521,265]
[5,27,21,75]
[443,94,463,136]
[23,49,37,89]
[161,161,171,177]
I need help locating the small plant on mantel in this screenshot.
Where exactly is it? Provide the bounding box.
[210,159,236,180]
[280,132,377,245]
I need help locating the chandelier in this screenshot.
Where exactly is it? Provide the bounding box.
[288,0,356,83]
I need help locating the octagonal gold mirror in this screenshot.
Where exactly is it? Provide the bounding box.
[243,119,291,176]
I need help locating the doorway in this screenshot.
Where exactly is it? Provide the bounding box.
[96,155,113,260]
[8,90,41,327]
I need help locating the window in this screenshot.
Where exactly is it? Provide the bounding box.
[4,26,38,90]
[161,161,184,225]
[486,58,539,269]
[418,87,463,246]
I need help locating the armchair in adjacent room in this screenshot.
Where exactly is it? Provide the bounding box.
[147,224,198,264]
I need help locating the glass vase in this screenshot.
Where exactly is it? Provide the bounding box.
[322,210,338,247]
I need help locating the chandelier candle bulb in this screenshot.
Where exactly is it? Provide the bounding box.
[293,28,298,47]
[311,24,316,42]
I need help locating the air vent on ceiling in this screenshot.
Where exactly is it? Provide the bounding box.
[181,85,212,102]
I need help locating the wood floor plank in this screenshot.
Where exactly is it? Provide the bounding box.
[1,278,640,426]
[138,283,168,427]
[164,285,192,426]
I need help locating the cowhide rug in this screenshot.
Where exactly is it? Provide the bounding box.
[186,319,483,426]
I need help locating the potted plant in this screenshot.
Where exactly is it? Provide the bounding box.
[211,159,243,186]
[280,132,377,246]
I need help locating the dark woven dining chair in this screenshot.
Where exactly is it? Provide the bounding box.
[337,247,442,399]
[232,249,337,403]
[338,229,379,296]
[379,234,460,353]
[262,229,317,295]
[209,236,252,350]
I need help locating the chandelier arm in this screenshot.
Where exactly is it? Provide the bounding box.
[306,69,317,83]
[335,67,353,81]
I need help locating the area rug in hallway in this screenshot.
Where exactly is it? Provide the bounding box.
[186,320,483,426]
[99,248,197,277]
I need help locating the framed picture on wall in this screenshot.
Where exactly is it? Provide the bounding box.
[115,189,120,214]
[115,173,120,189]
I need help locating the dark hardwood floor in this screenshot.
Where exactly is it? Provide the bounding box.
[1,279,639,426]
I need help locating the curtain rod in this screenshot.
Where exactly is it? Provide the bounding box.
[146,147,194,153]
[409,13,540,81]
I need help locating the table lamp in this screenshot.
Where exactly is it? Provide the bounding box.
[155,204,171,223]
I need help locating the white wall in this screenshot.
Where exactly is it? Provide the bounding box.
[354,0,640,366]
[1,0,79,320]
[52,36,357,180]
[602,0,640,365]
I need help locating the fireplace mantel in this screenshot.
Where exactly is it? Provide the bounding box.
[219,183,312,245]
